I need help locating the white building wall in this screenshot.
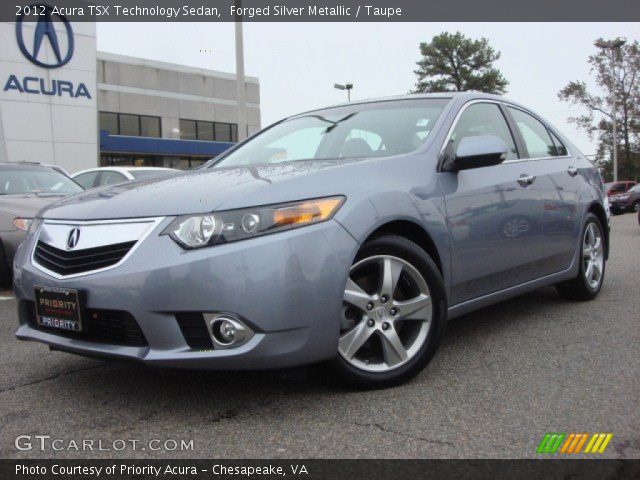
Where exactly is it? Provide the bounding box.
[97,52,261,140]
[0,20,98,172]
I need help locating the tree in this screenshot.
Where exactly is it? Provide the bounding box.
[413,32,508,94]
[558,39,640,181]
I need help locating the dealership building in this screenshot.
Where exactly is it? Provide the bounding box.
[0,17,261,174]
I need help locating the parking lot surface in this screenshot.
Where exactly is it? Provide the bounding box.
[1,214,638,459]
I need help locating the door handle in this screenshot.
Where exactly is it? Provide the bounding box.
[517,174,536,187]
[567,166,579,177]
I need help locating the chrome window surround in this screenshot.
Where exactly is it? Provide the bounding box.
[31,217,165,280]
[438,99,572,168]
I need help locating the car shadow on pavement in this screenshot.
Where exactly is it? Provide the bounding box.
[50,285,569,401]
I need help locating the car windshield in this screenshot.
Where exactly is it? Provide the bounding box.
[129,170,177,180]
[212,99,449,168]
[0,168,83,195]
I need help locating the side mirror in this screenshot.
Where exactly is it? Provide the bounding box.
[442,135,509,172]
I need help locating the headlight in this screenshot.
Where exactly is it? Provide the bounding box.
[163,196,345,249]
[13,218,33,232]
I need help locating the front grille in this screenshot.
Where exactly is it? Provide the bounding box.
[175,313,213,349]
[25,301,148,347]
[34,240,136,276]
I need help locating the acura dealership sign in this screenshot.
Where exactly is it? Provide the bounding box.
[0,4,98,170]
[3,4,91,99]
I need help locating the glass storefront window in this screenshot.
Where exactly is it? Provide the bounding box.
[180,119,197,140]
[119,114,141,136]
[197,121,215,141]
[140,116,161,137]
[99,112,118,135]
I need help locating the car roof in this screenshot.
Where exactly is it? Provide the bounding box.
[0,162,64,173]
[290,91,504,118]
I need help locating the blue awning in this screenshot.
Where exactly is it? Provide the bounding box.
[99,130,234,157]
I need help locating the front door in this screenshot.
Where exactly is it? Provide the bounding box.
[440,102,543,305]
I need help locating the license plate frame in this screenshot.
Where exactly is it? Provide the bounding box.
[34,285,83,332]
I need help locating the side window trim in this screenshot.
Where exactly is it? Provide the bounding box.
[502,104,572,161]
[438,99,520,171]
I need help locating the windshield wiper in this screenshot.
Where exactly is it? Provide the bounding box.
[302,112,358,133]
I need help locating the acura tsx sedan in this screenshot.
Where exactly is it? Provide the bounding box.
[13,92,609,388]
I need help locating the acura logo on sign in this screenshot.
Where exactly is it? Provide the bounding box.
[66,228,80,249]
[16,4,75,69]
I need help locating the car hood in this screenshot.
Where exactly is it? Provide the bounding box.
[40,159,372,220]
[0,194,68,217]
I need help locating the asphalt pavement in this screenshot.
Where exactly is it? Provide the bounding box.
[1,214,638,459]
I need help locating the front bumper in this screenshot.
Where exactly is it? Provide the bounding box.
[609,200,634,211]
[13,218,358,369]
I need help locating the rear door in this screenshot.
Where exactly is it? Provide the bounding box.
[505,106,583,275]
[440,101,543,305]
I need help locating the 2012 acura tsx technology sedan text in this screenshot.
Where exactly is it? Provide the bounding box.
[13,93,609,388]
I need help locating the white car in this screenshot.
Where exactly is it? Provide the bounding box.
[72,167,179,189]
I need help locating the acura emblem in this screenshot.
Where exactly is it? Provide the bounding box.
[66,228,80,249]
[15,4,75,69]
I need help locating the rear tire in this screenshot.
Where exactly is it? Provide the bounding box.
[329,234,447,389]
[555,213,605,301]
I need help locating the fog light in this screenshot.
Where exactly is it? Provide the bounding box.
[206,314,254,349]
[218,320,236,343]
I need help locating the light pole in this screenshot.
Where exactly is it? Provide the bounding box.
[334,82,354,102]
[594,37,626,182]
[234,1,248,141]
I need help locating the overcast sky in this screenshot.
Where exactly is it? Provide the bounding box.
[97,22,639,155]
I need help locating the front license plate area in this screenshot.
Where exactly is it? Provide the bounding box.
[35,286,83,332]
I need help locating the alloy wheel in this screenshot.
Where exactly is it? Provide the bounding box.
[583,222,604,290]
[340,255,433,372]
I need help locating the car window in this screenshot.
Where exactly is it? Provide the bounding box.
[610,184,626,193]
[508,107,557,158]
[627,184,640,193]
[98,171,128,186]
[213,99,449,168]
[73,171,99,189]
[549,131,568,156]
[449,103,518,160]
[1,168,83,195]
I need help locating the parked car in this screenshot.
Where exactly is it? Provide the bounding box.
[604,180,636,197]
[609,183,640,214]
[72,167,179,188]
[0,163,84,287]
[13,93,608,388]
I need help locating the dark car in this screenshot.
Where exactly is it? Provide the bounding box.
[604,180,636,197]
[609,183,640,214]
[0,163,84,287]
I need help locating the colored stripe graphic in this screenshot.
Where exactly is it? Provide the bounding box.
[584,433,613,453]
[537,433,565,453]
[560,433,589,453]
[539,433,613,454]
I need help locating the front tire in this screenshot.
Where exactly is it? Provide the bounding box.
[330,235,446,389]
[0,242,11,289]
[555,213,605,301]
